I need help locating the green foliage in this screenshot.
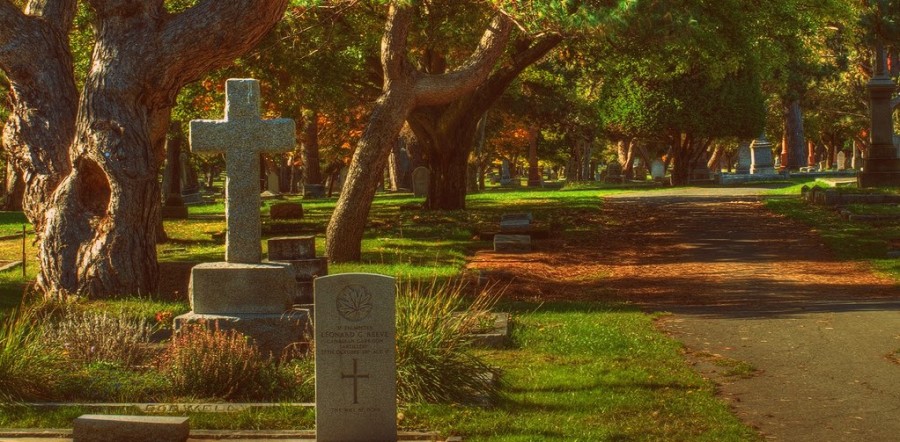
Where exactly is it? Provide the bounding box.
[395,278,502,404]
[0,307,64,401]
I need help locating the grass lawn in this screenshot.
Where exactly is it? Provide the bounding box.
[765,185,900,282]
[0,185,759,440]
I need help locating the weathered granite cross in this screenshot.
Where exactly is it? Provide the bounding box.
[190,79,295,263]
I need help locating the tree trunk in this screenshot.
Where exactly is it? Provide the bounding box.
[618,139,635,180]
[669,134,693,186]
[526,127,540,187]
[300,108,322,186]
[406,31,562,208]
[2,0,288,298]
[325,4,513,262]
[783,98,806,169]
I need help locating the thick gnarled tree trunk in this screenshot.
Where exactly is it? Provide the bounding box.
[1,0,287,298]
[407,33,562,210]
[326,3,512,262]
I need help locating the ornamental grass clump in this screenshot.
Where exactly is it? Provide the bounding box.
[395,278,503,404]
[160,323,267,399]
[0,307,63,401]
[43,311,154,368]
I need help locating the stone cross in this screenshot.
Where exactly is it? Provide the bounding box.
[190,79,296,263]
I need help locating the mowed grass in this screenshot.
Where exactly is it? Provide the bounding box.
[405,303,759,441]
[765,191,900,282]
[0,185,759,439]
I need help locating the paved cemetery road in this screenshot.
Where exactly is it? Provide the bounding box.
[471,186,899,442]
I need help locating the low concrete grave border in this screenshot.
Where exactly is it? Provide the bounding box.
[0,429,461,441]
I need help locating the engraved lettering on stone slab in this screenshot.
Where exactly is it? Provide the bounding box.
[336,285,373,322]
[341,358,370,405]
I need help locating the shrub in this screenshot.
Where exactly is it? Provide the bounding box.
[43,311,154,368]
[395,278,502,404]
[160,323,267,399]
[0,307,63,401]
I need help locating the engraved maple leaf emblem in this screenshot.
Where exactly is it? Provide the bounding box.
[336,285,373,321]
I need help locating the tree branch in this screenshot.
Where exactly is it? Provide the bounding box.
[381,1,413,83]
[0,2,28,59]
[158,0,288,87]
[413,13,513,107]
[26,0,77,32]
[470,31,564,115]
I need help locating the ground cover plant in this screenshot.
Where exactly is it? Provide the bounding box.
[0,186,758,440]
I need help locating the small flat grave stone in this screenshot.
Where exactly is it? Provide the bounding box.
[494,234,531,253]
[315,273,397,442]
[73,414,188,442]
[268,236,316,261]
[270,202,304,220]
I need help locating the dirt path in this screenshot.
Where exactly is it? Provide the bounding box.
[469,188,899,441]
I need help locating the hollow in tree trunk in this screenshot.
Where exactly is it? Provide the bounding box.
[1,0,288,298]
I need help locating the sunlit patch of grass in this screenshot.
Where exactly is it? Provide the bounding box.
[0,212,30,237]
[765,198,900,282]
[403,302,760,441]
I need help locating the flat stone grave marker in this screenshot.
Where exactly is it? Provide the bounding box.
[494,234,531,253]
[314,273,397,442]
[500,212,533,233]
[412,166,430,197]
[73,415,189,442]
[190,78,295,264]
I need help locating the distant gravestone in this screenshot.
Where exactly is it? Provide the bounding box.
[650,160,666,181]
[836,151,847,170]
[736,141,752,174]
[500,212,532,233]
[267,170,280,194]
[605,162,623,183]
[411,166,430,197]
[750,133,776,175]
[315,273,397,442]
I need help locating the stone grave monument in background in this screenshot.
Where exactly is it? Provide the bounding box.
[859,47,900,186]
[315,273,397,441]
[650,159,666,181]
[411,166,430,197]
[174,79,307,355]
[750,133,776,175]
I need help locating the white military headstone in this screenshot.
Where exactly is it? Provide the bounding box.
[315,273,396,442]
[190,79,296,263]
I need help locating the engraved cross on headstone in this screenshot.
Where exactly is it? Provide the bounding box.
[341,358,370,405]
[189,79,295,263]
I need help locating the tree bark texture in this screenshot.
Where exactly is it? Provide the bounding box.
[783,98,807,169]
[1,0,287,298]
[325,3,512,262]
[300,108,322,186]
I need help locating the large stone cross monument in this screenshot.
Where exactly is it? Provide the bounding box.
[175,79,306,355]
[190,79,295,263]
